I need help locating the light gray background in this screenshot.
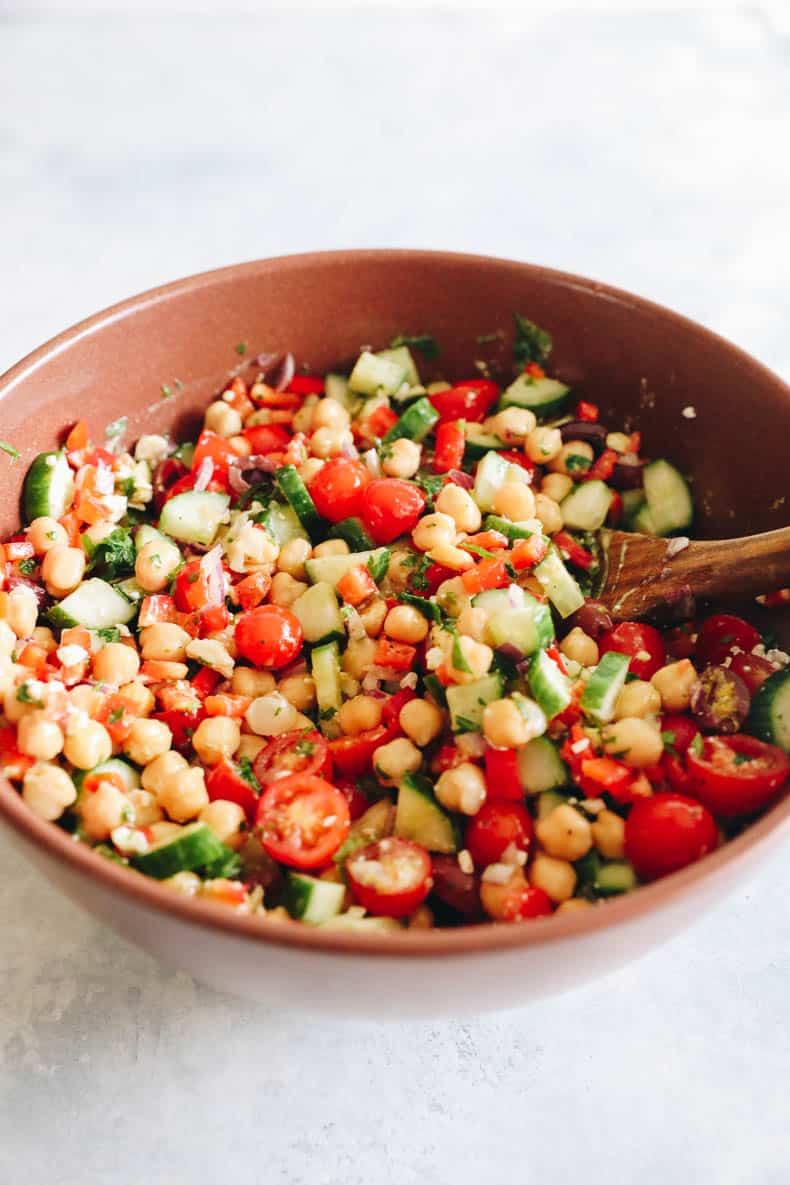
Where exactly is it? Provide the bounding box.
[1,9,789,1185]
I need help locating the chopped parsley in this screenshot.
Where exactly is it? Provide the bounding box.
[16,683,44,708]
[565,454,592,474]
[397,592,442,623]
[733,752,753,766]
[88,527,135,580]
[412,471,445,507]
[235,341,248,356]
[108,706,126,724]
[513,313,552,368]
[689,733,704,758]
[17,557,36,577]
[160,384,173,399]
[389,333,440,360]
[0,441,19,463]
[453,715,478,734]
[97,626,121,644]
[237,756,260,790]
[449,627,472,674]
[661,730,677,756]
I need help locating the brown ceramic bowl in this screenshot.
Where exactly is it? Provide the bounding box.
[1,251,788,1016]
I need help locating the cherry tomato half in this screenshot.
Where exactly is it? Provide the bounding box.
[695,613,762,668]
[206,759,260,821]
[465,801,533,868]
[243,423,291,454]
[327,719,400,778]
[346,837,432,918]
[625,792,718,881]
[686,734,789,817]
[428,380,499,424]
[255,774,350,870]
[192,429,239,475]
[361,478,426,545]
[599,621,666,681]
[308,458,370,524]
[253,729,331,785]
[235,605,303,670]
[728,651,777,695]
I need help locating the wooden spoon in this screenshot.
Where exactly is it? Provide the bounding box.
[596,526,790,622]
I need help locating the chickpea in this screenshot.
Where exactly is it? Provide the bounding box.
[237,734,266,762]
[124,718,173,766]
[412,512,456,553]
[269,572,308,608]
[32,626,57,654]
[135,540,181,593]
[244,692,300,736]
[358,597,388,637]
[310,427,354,459]
[141,750,188,795]
[0,656,14,696]
[158,765,209,822]
[80,780,128,841]
[192,716,241,765]
[529,853,577,903]
[63,720,112,770]
[606,431,631,453]
[382,438,422,479]
[560,627,599,668]
[456,605,488,643]
[482,698,529,749]
[534,493,564,535]
[312,398,351,431]
[434,484,482,533]
[277,673,316,712]
[17,714,64,761]
[204,400,243,437]
[229,435,252,457]
[407,904,434,930]
[312,539,350,560]
[4,586,38,638]
[535,803,593,861]
[83,521,116,548]
[92,641,141,684]
[435,577,471,619]
[429,542,475,572]
[384,604,429,644]
[480,867,529,920]
[342,637,377,680]
[68,683,104,718]
[199,799,247,849]
[541,473,574,503]
[27,516,68,555]
[651,659,697,712]
[591,809,626,859]
[525,426,562,464]
[22,762,76,821]
[484,407,536,442]
[435,763,487,815]
[0,620,16,657]
[399,698,444,747]
[614,680,661,720]
[549,440,594,476]
[386,550,414,590]
[492,482,536,523]
[602,716,664,768]
[127,788,164,827]
[118,680,155,717]
[40,546,84,598]
[140,623,191,663]
[232,667,276,698]
[276,537,311,579]
[373,736,422,784]
[337,694,383,736]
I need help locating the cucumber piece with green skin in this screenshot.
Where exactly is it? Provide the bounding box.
[536,788,572,820]
[473,450,531,513]
[131,821,226,880]
[260,501,310,546]
[22,451,75,524]
[518,736,570,794]
[282,871,346,924]
[621,488,646,526]
[349,350,407,397]
[304,547,389,586]
[74,758,141,795]
[483,514,542,542]
[334,798,395,866]
[324,373,362,416]
[594,860,638,896]
[498,374,571,419]
[376,345,420,387]
[135,523,172,553]
[746,668,790,753]
[383,397,439,444]
[464,426,505,460]
[275,465,324,541]
[533,547,585,618]
[158,490,230,546]
[328,517,375,552]
[172,442,195,468]
[473,585,528,614]
[560,481,613,531]
[631,502,657,535]
[580,650,631,724]
[642,459,694,536]
[485,601,555,657]
[394,773,459,853]
[446,672,505,733]
[116,577,145,605]
[290,582,344,644]
[311,641,343,732]
[48,578,137,630]
[528,648,571,720]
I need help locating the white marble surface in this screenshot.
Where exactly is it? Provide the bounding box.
[2,9,790,1184]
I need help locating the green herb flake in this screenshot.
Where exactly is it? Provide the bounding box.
[235,341,248,356]
[450,629,473,674]
[0,441,19,463]
[733,752,753,766]
[97,626,121,644]
[87,527,135,581]
[661,730,677,755]
[105,416,128,440]
[565,454,592,474]
[108,706,125,724]
[389,333,440,360]
[690,733,704,758]
[397,592,442,622]
[16,683,44,708]
[454,715,478,734]
[161,384,173,399]
[513,313,553,368]
[237,756,260,790]
[17,558,36,577]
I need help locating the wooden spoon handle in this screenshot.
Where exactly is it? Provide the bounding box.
[672,526,790,601]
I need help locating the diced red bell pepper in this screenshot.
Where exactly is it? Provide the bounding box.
[578,756,634,799]
[553,531,595,571]
[461,557,511,595]
[287,374,325,396]
[190,668,222,699]
[584,448,617,483]
[382,687,417,725]
[463,530,509,551]
[373,638,417,672]
[607,491,623,525]
[511,535,549,571]
[192,429,239,475]
[235,570,272,611]
[206,759,259,821]
[242,424,291,455]
[496,450,536,474]
[153,707,205,752]
[433,421,465,473]
[65,421,89,451]
[204,693,253,718]
[5,540,34,562]
[524,362,545,379]
[575,400,599,422]
[337,564,378,607]
[360,404,399,440]
[484,747,524,802]
[138,595,179,627]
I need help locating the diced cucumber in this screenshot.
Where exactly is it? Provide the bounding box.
[394,773,459,853]
[536,788,572,820]
[464,425,504,460]
[376,345,420,387]
[159,490,230,547]
[642,459,694,536]
[311,641,343,731]
[594,860,638,896]
[325,373,362,416]
[172,442,195,467]
[328,517,375,552]
[446,672,504,733]
[131,821,226,880]
[631,503,658,535]
[349,350,407,397]
[290,582,344,644]
[135,523,172,553]
[498,374,570,419]
[75,758,141,795]
[276,465,324,540]
[22,450,75,524]
[621,488,647,528]
[282,871,346,924]
[511,691,548,739]
[533,548,585,618]
[473,585,527,613]
[518,736,570,794]
[48,578,137,630]
[528,648,571,720]
[580,650,631,723]
[483,514,542,542]
[473,450,531,513]
[383,397,439,444]
[560,481,613,531]
[260,501,310,546]
[485,598,555,657]
[334,798,395,866]
[746,669,790,753]
[305,547,389,586]
[116,577,145,605]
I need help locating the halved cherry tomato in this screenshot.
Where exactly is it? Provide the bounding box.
[578,755,634,800]
[728,651,777,694]
[335,781,369,821]
[235,570,272,611]
[361,478,426,545]
[253,729,331,784]
[192,429,238,475]
[575,400,599,422]
[428,380,499,424]
[625,792,718,880]
[206,759,260,821]
[483,747,524,801]
[153,707,205,752]
[255,774,350,870]
[599,621,665,680]
[190,667,221,699]
[433,421,465,473]
[160,470,228,505]
[460,556,510,595]
[465,801,533,868]
[358,404,398,441]
[286,374,325,396]
[235,605,303,669]
[584,448,617,483]
[346,837,432,918]
[308,458,370,524]
[497,450,536,473]
[242,423,291,454]
[328,719,400,778]
[686,734,789,817]
[695,614,762,667]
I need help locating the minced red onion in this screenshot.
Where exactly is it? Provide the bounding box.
[363,449,381,477]
[193,457,214,492]
[228,465,251,495]
[340,439,359,460]
[399,672,419,690]
[273,352,295,392]
[7,574,47,609]
[507,584,522,608]
[199,545,225,604]
[447,469,474,489]
[255,351,282,371]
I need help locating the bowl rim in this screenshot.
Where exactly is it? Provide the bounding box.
[1,247,788,960]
